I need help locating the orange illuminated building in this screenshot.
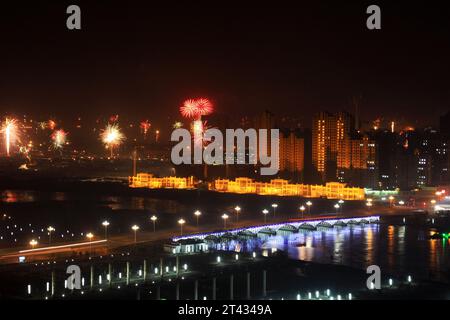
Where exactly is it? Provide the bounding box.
[209,177,365,200]
[338,134,376,170]
[337,134,377,186]
[129,173,195,189]
[312,111,354,180]
[279,131,304,174]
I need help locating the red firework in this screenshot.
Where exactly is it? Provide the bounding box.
[140,120,151,134]
[109,114,119,123]
[179,98,214,119]
[195,98,213,116]
[48,120,56,130]
[180,99,199,119]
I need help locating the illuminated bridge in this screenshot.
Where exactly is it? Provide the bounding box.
[172,215,380,242]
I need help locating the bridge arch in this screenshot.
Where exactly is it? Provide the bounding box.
[258,228,277,236]
[298,223,316,231]
[237,230,257,238]
[220,232,237,241]
[333,221,347,227]
[205,235,219,242]
[278,224,298,233]
[316,221,333,228]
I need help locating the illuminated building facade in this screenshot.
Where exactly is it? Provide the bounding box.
[254,110,276,164]
[312,111,354,182]
[415,128,449,187]
[393,128,449,189]
[209,177,365,200]
[129,173,195,189]
[373,130,398,189]
[337,133,378,188]
[279,130,304,176]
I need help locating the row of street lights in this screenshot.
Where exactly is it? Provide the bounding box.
[261,201,315,222]
[333,199,345,215]
[32,201,319,249]
[299,201,313,218]
[177,212,229,236]
[32,215,161,250]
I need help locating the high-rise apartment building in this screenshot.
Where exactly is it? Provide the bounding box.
[279,130,304,176]
[337,133,378,187]
[312,111,354,181]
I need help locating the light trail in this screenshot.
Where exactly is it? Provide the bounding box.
[18,239,107,254]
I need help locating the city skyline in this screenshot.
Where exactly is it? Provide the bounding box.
[0,1,449,305]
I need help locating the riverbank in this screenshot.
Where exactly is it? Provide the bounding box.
[2,247,449,300]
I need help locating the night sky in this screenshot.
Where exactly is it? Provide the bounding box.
[0,1,449,129]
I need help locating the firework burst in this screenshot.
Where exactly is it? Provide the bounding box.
[140,120,151,135]
[172,121,183,129]
[179,98,214,119]
[192,120,211,146]
[47,120,56,130]
[180,99,199,119]
[109,114,119,123]
[1,118,19,157]
[100,124,125,157]
[51,129,67,149]
[195,98,213,116]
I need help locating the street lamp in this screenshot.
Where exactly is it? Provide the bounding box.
[222,214,229,229]
[150,215,157,232]
[389,196,394,207]
[306,201,312,215]
[271,203,278,218]
[334,203,340,215]
[194,210,201,227]
[299,205,306,219]
[338,200,344,213]
[234,206,241,223]
[366,201,373,210]
[102,220,110,240]
[262,209,269,223]
[47,226,55,244]
[29,239,38,249]
[178,219,185,236]
[86,232,94,255]
[131,225,140,243]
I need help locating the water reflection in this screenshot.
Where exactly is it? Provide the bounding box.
[1,191,36,203]
[52,192,67,202]
[212,224,450,283]
[387,225,395,269]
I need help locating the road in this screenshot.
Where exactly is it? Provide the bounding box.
[0,204,421,265]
